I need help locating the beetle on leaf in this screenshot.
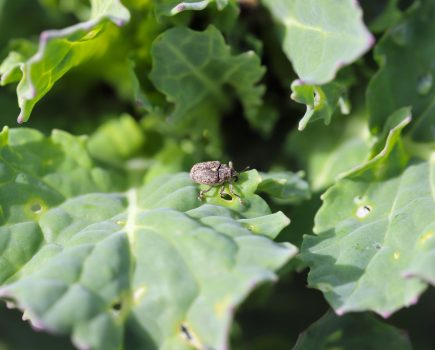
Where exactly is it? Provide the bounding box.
[190,161,247,204]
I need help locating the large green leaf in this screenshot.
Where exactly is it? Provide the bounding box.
[149,26,266,134]
[293,311,412,350]
[302,109,435,317]
[367,0,435,141]
[0,0,130,123]
[0,127,296,350]
[261,0,373,85]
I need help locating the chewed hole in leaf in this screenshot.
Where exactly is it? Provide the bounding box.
[220,193,232,201]
[356,205,372,218]
[26,199,46,216]
[373,242,382,250]
[29,202,43,213]
[112,301,122,311]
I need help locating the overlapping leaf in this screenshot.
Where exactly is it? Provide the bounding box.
[0,0,130,123]
[302,109,435,317]
[0,128,296,350]
[257,171,310,203]
[367,0,435,141]
[285,111,371,191]
[149,26,266,134]
[293,311,412,350]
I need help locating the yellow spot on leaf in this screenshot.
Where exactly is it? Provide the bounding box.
[419,231,434,244]
[214,296,231,317]
[393,251,400,260]
[116,220,126,226]
[133,286,147,304]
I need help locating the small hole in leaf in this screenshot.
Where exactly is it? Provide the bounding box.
[373,242,382,250]
[30,202,43,214]
[112,302,122,311]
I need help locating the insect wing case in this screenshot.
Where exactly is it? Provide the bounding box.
[190,161,221,185]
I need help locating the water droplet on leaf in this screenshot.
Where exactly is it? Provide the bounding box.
[15,173,29,184]
[417,73,433,95]
[391,24,411,46]
[353,195,364,204]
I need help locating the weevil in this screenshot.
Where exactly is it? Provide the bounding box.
[190,161,245,204]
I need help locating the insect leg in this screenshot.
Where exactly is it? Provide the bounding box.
[220,185,226,197]
[220,184,232,199]
[198,186,213,200]
[229,182,244,204]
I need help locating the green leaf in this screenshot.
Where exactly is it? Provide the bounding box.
[293,311,412,350]
[367,1,435,141]
[257,171,310,203]
[285,110,371,191]
[149,26,266,134]
[155,0,230,18]
[261,0,374,84]
[87,114,145,165]
[1,0,130,123]
[340,108,411,180]
[290,81,347,131]
[0,128,296,350]
[301,110,435,317]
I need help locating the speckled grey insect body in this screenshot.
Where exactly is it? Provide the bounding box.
[190,161,244,203]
